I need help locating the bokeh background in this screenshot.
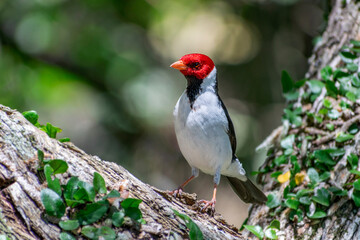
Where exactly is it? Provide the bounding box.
[0,0,328,226]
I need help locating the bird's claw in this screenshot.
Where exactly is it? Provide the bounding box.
[169,187,183,197]
[198,199,216,213]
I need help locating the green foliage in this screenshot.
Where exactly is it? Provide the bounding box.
[281,70,294,94]
[59,220,80,231]
[266,194,281,209]
[93,172,107,194]
[172,209,203,240]
[37,151,144,239]
[265,40,360,228]
[244,219,280,239]
[59,232,76,240]
[41,188,66,218]
[81,226,116,240]
[22,110,70,141]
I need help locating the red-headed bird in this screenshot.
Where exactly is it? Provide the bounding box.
[170,53,266,211]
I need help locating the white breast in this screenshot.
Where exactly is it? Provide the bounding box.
[173,70,233,175]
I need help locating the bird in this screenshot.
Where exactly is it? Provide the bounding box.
[170,53,267,212]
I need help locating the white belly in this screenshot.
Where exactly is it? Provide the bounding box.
[174,91,233,175]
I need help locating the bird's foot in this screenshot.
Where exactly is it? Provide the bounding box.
[198,199,216,214]
[169,187,183,197]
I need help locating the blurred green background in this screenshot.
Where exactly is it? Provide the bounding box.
[0,0,327,226]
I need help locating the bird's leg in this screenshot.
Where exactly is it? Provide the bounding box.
[199,167,221,213]
[199,183,217,213]
[170,168,199,197]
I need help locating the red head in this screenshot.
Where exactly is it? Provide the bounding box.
[170,53,215,80]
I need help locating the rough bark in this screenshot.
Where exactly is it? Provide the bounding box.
[247,1,360,239]
[0,104,242,239]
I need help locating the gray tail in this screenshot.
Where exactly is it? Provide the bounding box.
[227,177,267,204]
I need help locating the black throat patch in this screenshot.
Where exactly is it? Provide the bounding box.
[185,75,203,108]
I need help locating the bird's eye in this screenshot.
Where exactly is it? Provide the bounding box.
[190,62,201,69]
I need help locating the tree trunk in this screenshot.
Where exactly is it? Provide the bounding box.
[246,0,360,239]
[0,104,242,239]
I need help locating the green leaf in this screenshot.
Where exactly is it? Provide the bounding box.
[59,232,76,240]
[59,220,80,231]
[323,99,332,109]
[93,172,107,194]
[289,209,304,222]
[173,209,203,240]
[352,190,360,207]
[41,188,65,218]
[274,155,289,166]
[346,62,358,72]
[353,179,360,191]
[268,219,280,230]
[299,196,311,205]
[103,190,121,199]
[281,70,294,93]
[340,51,357,63]
[348,124,359,134]
[296,189,313,198]
[350,39,360,47]
[266,194,281,209]
[319,171,330,181]
[321,66,333,81]
[328,109,340,119]
[350,169,360,176]
[244,225,264,239]
[311,188,330,207]
[71,181,96,202]
[283,108,302,127]
[346,90,357,102]
[294,79,307,88]
[284,90,299,101]
[81,226,97,239]
[38,150,44,162]
[325,148,345,157]
[41,122,62,138]
[59,138,71,143]
[334,69,350,79]
[285,199,299,210]
[307,168,320,185]
[307,80,325,94]
[44,165,62,196]
[76,200,109,225]
[307,210,327,219]
[347,153,359,170]
[325,80,338,97]
[270,171,283,178]
[97,226,116,240]
[22,110,39,125]
[314,150,336,165]
[326,123,334,131]
[328,186,347,196]
[121,198,142,208]
[281,134,295,149]
[48,159,68,174]
[112,210,125,227]
[264,228,278,240]
[274,155,287,166]
[336,133,354,142]
[64,177,81,206]
[121,198,143,220]
[352,75,360,87]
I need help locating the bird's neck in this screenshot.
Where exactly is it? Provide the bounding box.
[185,68,218,107]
